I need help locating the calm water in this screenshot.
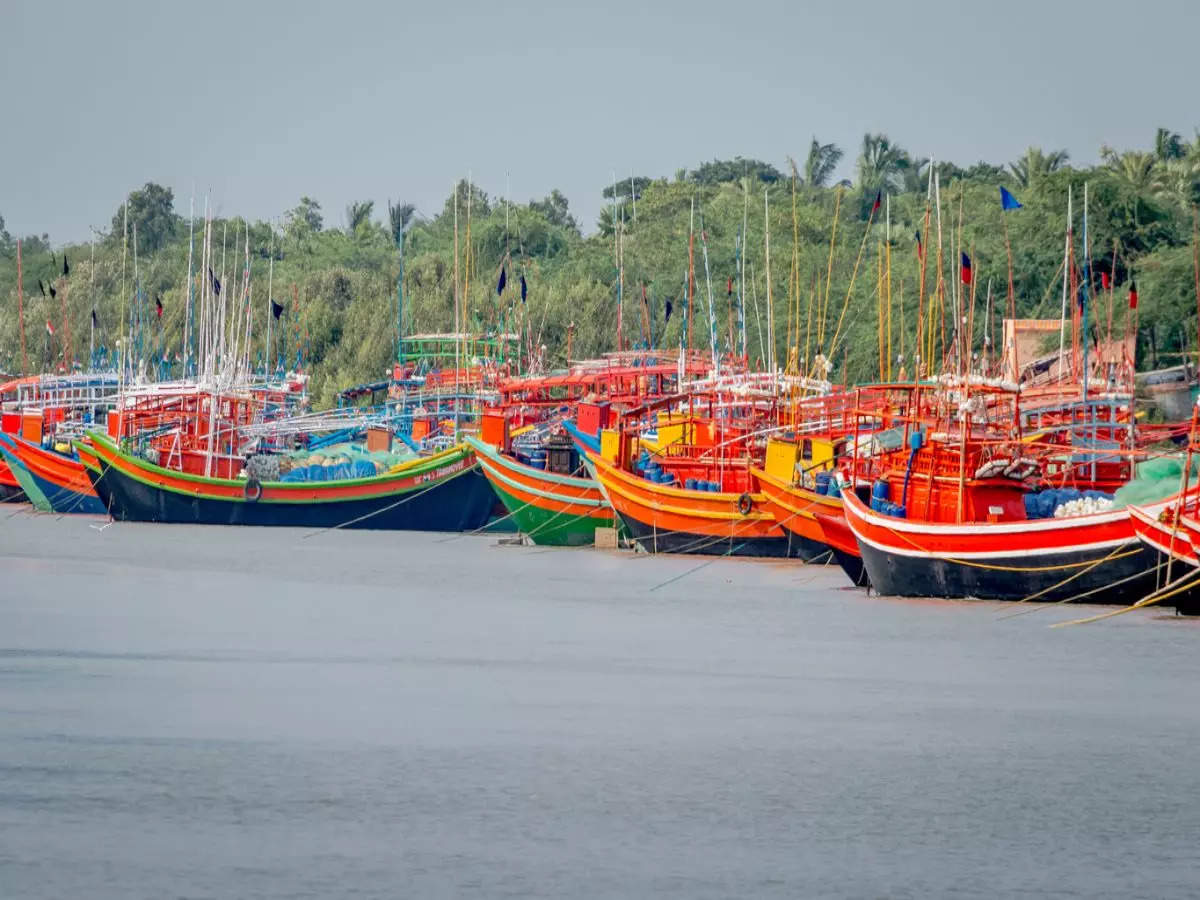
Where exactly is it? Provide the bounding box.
[1,508,1198,899]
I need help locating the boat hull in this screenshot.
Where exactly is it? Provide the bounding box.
[0,458,25,502]
[0,433,106,515]
[748,468,854,566]
[843,489,1166,604]
[467,437,613,546]
[587,452,791,557]
[81,433,495,531]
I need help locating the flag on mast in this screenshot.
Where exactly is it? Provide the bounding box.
[960,252,972,285]
[999,186,1022,211]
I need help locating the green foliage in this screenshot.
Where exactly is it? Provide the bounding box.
[3,129,1200,387]
[688,158,782,186]
[803,139,843,189]
[1008,147,1070,189]
[345,200,375,235]
[602,178,655,201]
[111,182,178,255]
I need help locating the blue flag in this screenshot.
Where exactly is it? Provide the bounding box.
[496,267,506,296]
[1000,186,1022,211]
[520,274,527,303]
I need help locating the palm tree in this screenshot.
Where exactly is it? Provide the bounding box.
[1105,150,1158,193]
[898,156,931,194]
[803,138,843,188]
[1154,157,1200,210]
[1154,127,1185,162]
[387,200,416,247]
[1007,147,1070,188]
[345,200,374,235]
[856,133,909,193]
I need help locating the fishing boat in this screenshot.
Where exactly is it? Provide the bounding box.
[79,430,494,530]
[0,373,122,508]
[841,484,1167,604]
[585,390,794,557]
[0,432,105,514]
[834,380,1169,604]
[466,431,613,546]
[0,459,24,502]
[468,353,713,545]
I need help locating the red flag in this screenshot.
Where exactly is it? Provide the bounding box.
[1100,271,1111,290]
[156,296,163,319]
[45,320,54,336]
[1128,281,1138,309]
[726,276,733,297]
[960,252,972,285]
[871,191,881,215]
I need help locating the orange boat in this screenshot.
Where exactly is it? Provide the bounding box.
[587,451,787,556]
[584,392,793,557]
[0,432,104,514]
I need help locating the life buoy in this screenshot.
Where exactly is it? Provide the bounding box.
[736,492,754,516]
[244,478,263,502]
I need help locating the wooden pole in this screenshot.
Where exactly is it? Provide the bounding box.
[17,239,26,376]
[764,189,773,375]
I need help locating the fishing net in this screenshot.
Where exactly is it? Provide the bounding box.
[1110,455,1200,509]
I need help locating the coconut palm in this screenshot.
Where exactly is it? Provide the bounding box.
[387,200,416,247]
[898,156,931,194]
[1154,157,1200,210]
[803,138,843,188]
[1008,147,1070,188]
[1154,127,1185,162]
[345,200,375,235]
[856,133,909,193]
[1103,149,1158,193]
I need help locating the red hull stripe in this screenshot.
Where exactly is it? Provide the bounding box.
[841,488,1163,561]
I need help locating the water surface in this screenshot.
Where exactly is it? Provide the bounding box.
[1,509,1197,898]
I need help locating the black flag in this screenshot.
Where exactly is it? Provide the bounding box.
[63,254,69,277]
[520,274,527,303]
[49,284,57,299]
[91,309,98,327]
[271,300,285,319]
[209,267,221,295]
[38,279,46,297]
[496,266,507,296]
[665,299,673,323]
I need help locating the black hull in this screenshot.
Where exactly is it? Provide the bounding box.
[87,462,496,531]
[616,510,792,558]
[830,548,869,588]
[858,537,1177,605]
[773,520,868,584]
[0,483,25,503]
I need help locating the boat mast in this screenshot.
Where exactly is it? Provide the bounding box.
[764,189,773,376]
[17,239,26,376]
[265,222,274,375]
[1058,186,1072,379]
[89,232,96,370]
[183,193,195,376]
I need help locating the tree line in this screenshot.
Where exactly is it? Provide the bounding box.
[1,127,1198,404]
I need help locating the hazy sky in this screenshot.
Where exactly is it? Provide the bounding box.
[3,0,1196,245]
